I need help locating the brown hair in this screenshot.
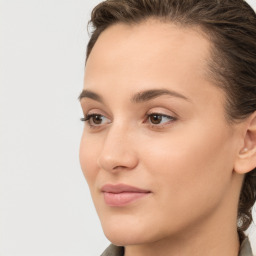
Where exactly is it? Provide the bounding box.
[85,0,256,243]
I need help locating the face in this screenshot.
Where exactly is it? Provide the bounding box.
[79,19,241,246]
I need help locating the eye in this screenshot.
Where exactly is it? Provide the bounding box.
[146,113,176,127]
[80,113,110,128]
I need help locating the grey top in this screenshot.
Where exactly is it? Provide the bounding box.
[101,237,253,256]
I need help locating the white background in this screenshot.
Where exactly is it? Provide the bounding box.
[1,0,256,255]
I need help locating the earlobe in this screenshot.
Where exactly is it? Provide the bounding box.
[234,111,256,174]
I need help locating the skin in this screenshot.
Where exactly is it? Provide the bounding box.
[79,18,256,256]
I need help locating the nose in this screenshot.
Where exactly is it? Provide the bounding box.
[97,124,138,173]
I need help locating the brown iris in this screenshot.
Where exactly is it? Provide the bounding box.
[149,114,163,124]
[92,115,103,125]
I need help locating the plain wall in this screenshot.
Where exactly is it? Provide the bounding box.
[1,0,256,255]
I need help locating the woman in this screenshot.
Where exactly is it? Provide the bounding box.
[78,0,256,255]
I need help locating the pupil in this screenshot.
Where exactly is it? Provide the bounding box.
[150,114,162,124]
[93,115,102,124]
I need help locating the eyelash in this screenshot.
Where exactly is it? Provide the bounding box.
[80,112,177,130]
[145,113,177,129]
[80,113,109,129]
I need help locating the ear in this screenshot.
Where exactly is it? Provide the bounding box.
[234,111,256,174]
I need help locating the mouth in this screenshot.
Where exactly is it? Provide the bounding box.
[101,183,152,207]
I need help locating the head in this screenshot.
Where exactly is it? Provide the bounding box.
[79,0,256,245]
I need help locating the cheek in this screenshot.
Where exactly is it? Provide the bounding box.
[140,121,235,209]
[79,132,100,185]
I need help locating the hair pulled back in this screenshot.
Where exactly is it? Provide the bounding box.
[85,0,256,243]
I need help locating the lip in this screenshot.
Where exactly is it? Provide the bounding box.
[101,183,151,207]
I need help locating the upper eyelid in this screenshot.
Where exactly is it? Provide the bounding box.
[83,107,177,118]
[146,111,178,122]
[83,108,111,118]
[147,110,176,117]
[84,113,111,121]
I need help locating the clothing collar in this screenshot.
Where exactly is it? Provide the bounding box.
[101,243,124,256]
[239,237,254,256]
[101,237,253,256]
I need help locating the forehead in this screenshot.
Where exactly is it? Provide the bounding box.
[86,19,211,72]
[84,19,222,106]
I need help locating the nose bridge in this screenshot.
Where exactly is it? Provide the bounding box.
[97,121,138,172]
[104,123,128,152]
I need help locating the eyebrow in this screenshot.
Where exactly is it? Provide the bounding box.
[78,89,190,103]
[131,89,190,103]
[78,89,104,103]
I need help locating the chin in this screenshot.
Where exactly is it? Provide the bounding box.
[100,217,152,246]
[104,228,149,246]
[100,215,168,247]
[105,232,137,246]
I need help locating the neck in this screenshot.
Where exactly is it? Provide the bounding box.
[124,227,240,256]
